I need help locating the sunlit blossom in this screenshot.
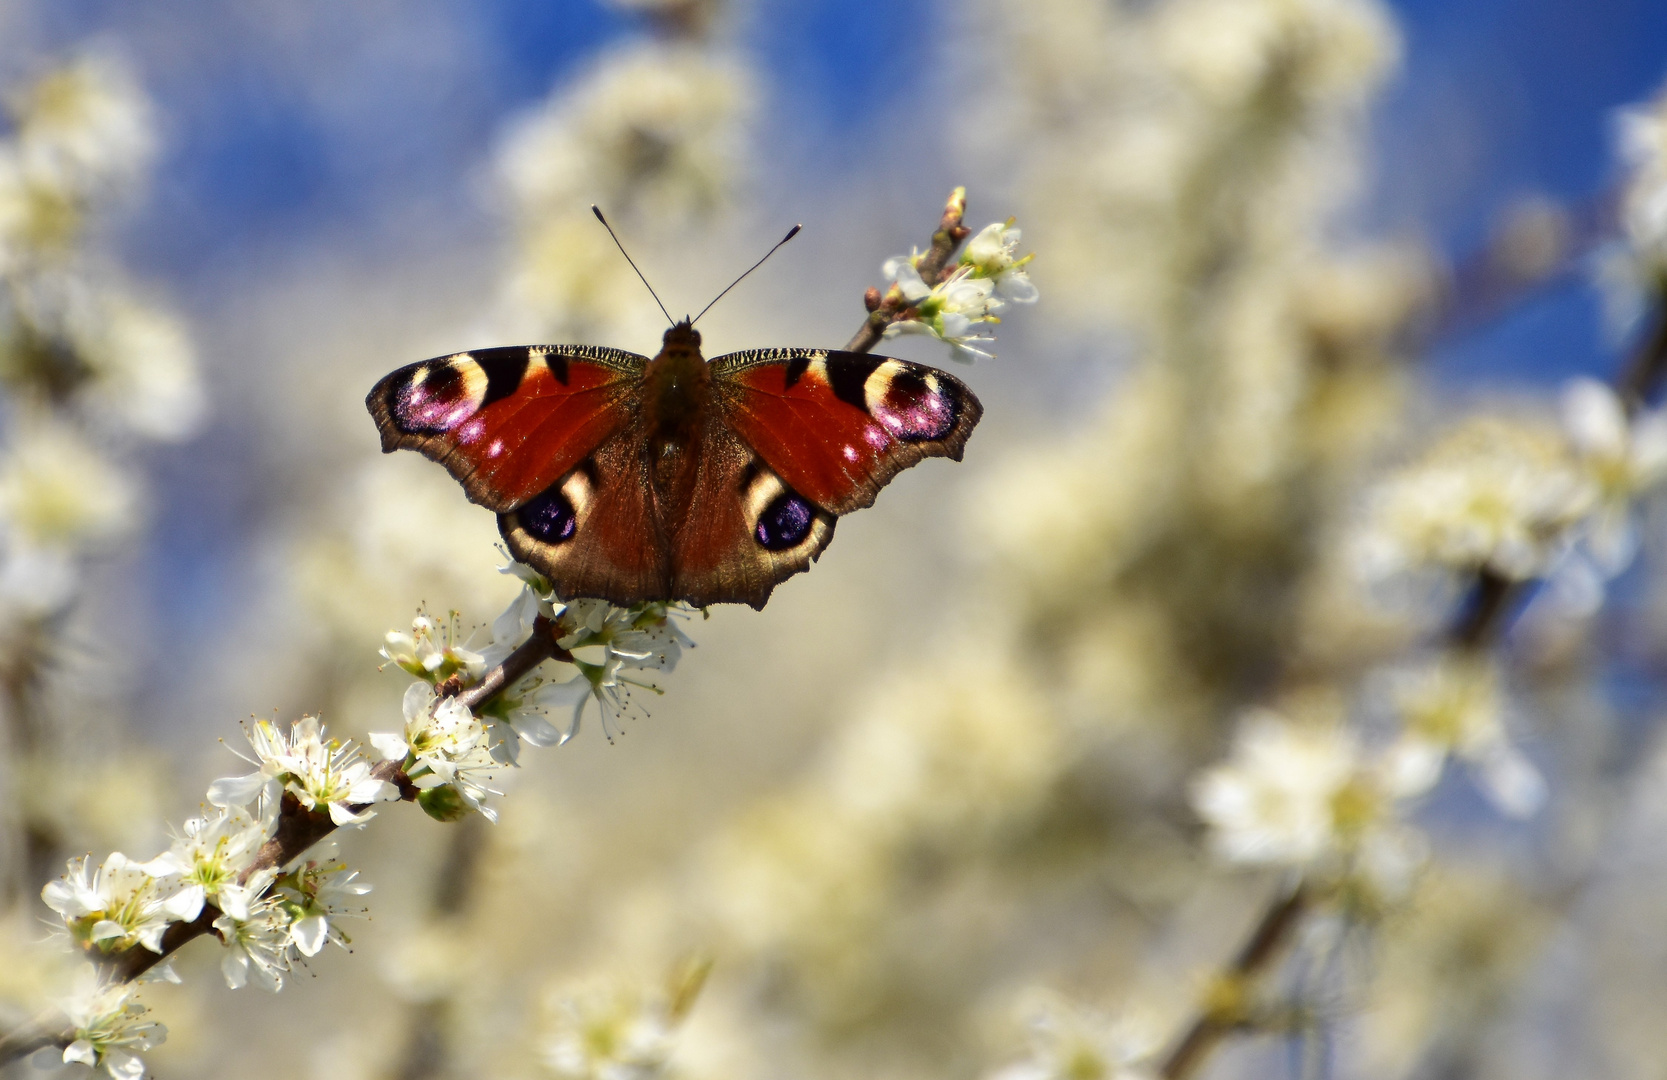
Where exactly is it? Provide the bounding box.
[42,853,197,954]
[208,717,396,827]
[60,981,165,1080]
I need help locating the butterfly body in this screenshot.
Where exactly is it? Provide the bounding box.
[369,320,980,609]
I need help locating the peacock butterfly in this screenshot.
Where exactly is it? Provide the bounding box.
[366,219,982,610]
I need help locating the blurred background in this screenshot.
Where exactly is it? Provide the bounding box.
[1,1,1666,1078]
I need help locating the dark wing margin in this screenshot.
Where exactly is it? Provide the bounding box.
[367,345,647,512]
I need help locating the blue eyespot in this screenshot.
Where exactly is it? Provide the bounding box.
[520,485,578,544]
[756,493,815,551]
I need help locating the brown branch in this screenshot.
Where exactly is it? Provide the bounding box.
[844,187,971,354]
[0,616,571,1066]
[1158,884,1309,1080]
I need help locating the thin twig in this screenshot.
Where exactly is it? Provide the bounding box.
[844,187,971,354]
[1159,883,1309,1080]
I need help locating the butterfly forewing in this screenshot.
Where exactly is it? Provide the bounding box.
[366,344,647,512]
[710,348,982,515]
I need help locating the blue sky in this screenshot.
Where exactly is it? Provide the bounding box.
[10,0,1663,386]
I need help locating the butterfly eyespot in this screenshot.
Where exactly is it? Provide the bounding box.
[868,366,957,442]
[755,492,815,551]
[518,485,579,545]
[388,357,488,434]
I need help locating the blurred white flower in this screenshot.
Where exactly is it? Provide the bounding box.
[60,980,165,1080]
[76,296,204,441]
[1192,708,1423,894]
[42,852,197,954]
[0,416,137,611]
[1603,84,1667,329]
[960,220,1039,303]
[1355,417,1596,582]
[992,991,1160,1080]
[1560,377,1667,573]
[1383,656,1545,818]
[8,52,154,203]
[209,717,396,827]
[542,981,677,1080]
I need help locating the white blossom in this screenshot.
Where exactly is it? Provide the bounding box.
[991,991,1159,1080]
[960,219,1039,303]
[1382,657,1545,818]
[542,982,677,1080]
[1560,377,1667,573]
[1191,709,1424,894]
[60,981,165,1080]
[381,612,486,684]
[1355,417,1596,582]
[883,259,1004,361]
[213,893,291,992]
[274,847,371,958]
[42,853,198,954]
[208,717,396,827]
[147,807,272,919]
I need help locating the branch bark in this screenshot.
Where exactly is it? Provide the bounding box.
[844,187,971,354]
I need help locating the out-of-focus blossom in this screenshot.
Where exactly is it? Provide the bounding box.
[75,296,203,441]
[1192,707,1424,895]
[1354,417,1595,582]
[1603,84,1667,329]
[540,980,679,1080]
[60,980,165,1080]
[208,717,396,827]
[1153,0,1398,110]
[1560,377,1667,573]
[991,992,1161,1080]
[6,54,153,203]
[0,416,136,611]
[42,853,197,954]
[1383,657,1545,818]
[496,42,752,334]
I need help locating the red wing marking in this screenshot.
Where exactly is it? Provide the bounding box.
[710,349,981,515]
[367,345,645,512]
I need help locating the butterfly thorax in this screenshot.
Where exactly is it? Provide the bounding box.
[642,321,713,520]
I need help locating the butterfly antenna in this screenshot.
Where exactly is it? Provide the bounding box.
[692,224,802,325]
[592,205,673,325]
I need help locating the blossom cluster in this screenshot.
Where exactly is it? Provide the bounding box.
[36,562,696,1077]
[881,219,1038,361]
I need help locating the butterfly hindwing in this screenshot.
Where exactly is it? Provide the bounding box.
[367,345,646,512]
[710,348,982,515]
[667,417,836,609]
[498,420,673,605]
